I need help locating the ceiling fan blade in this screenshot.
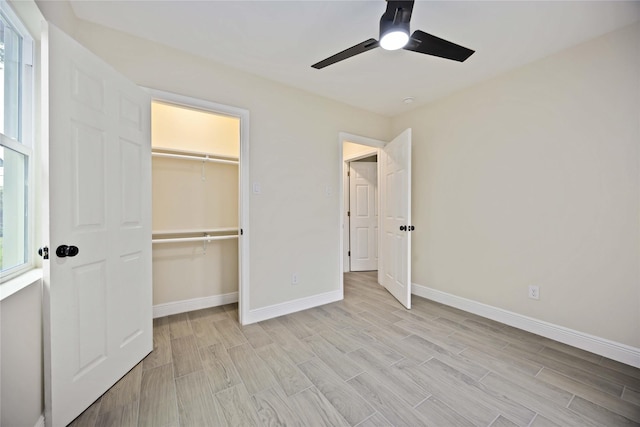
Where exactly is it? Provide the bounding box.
[404,30,474,62]
[312,39,379,69]
[382,0,414,25]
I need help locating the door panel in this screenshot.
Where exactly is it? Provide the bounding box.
[43,23,152,427]
[349,162,378,271]
[379,129,412,308]
[73,262,108,378]
[116,252,145,347]
[120,138,143,224]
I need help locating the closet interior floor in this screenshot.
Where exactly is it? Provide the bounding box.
[69,271,640,427]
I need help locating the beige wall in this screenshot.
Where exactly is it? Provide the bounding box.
[152,101,240,158]
[392,23,640,348]
[1,283,44,427]
[65,18,391,310]
[152,160,238,232]
[152,240,239,304]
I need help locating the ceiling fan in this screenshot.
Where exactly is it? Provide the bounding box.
[312,0,474,69]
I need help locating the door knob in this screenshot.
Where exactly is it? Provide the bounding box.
[38,247,49,260]
[409,225,415,231]
[400,225,407,231]
[56,245,79,258]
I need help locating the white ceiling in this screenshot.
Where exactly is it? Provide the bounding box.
[68,1,640,117]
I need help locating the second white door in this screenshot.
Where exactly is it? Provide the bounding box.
[349,161,378,271]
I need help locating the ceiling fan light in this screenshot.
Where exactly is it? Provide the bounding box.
[380,30,409,50]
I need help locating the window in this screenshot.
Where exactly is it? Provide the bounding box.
[0,1,33,282]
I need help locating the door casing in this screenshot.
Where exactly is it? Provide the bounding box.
[145,88,251,325]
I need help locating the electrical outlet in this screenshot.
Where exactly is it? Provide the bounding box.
[528,285,540,300]
[291,273,299,285]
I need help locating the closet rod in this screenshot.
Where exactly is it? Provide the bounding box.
[152,235,238,244]
[152,227,238,236]
[152,152,238,165]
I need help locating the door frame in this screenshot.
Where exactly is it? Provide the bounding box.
[145,88,251,325]
[338,132,385,294]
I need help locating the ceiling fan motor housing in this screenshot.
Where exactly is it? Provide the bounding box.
[379,14,410,41]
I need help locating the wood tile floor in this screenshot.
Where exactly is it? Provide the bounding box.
[70,271,640,426]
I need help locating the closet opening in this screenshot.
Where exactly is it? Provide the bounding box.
[148,90,249,324]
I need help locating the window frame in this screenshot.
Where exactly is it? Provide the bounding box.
[0,0,35,283]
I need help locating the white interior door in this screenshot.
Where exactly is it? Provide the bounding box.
[379,129,412,308]
[42,23,152,427]
[349,161,378,271]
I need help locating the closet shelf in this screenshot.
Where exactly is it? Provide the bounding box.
[152,146,238,158]
[152,148,238,165]
[152,227,238,235]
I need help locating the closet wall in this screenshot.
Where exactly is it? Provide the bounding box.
[151,101,239,307]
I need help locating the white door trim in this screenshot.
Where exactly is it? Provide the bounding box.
[143,88,251,325]
[338,132,385,295]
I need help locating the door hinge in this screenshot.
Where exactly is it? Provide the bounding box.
[347,211,350,217]
[347,171,350,176]
[240,228,243,235]
[348,251,350,256]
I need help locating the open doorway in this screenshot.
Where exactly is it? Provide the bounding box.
[339,133,385,280]
[338,130,413,309]
[147,89,250,324]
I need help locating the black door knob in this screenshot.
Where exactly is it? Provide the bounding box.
[56,245,79,258]
[56,245,69,258]
[400,225,407,231]
[38,247,49,260]
[409,225,415,231]
[67,246,79,257]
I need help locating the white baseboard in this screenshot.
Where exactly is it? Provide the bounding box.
[242,289,342,325]
[153,292,238,318]
[34,415,45,427]
[412,283,640,369]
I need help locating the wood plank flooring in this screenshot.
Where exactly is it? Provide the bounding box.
[70,271,640,426]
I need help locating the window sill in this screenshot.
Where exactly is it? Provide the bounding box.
[0,268,43,302]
